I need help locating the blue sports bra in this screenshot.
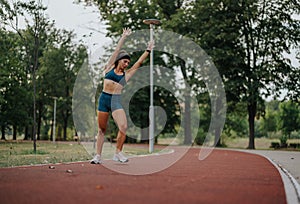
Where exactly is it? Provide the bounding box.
[104,68,126,86]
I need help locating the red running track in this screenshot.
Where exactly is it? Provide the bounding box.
[0,148,286,204]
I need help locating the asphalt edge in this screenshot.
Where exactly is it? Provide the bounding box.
[275,162,300,204]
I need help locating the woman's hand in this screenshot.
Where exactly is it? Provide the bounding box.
[147,40,155,51]
[122,28,132,37]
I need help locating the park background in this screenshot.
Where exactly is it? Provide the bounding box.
[0,0,299,166]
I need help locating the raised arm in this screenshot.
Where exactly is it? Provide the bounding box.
[103,28,132,73]
[125,41,155,80]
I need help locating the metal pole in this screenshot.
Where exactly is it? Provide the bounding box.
[149,24,154,153]
[53,97,57,143]
[143,19,160,153]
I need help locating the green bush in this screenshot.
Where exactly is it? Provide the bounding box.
[279,136,288,148]
[194,129,205,145]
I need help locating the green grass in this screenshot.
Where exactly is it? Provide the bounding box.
[0,141,90,167]
[223,137,300,150]
[0,140,170,168]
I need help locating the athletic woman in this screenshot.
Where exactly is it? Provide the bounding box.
[91,28,154,164]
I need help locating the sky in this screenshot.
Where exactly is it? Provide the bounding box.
[42,0,111,52]
[5,0,111,53]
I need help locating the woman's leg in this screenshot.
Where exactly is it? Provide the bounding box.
[112,109,127,153]
[96,111,109,155]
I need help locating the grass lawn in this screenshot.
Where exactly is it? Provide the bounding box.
[223,137,275,149]
[0,140,167,168]
[223,137,300,150]
[0,141,91,168]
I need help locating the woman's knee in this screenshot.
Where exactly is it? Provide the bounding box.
[118,123,127,133]
[98,127,106,135]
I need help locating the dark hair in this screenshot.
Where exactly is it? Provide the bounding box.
[114,50,130,67]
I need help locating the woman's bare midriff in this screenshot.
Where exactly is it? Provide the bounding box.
[103,79,123,94]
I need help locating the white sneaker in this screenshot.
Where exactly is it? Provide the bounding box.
[90,154,102,164]
[113,152,128,163]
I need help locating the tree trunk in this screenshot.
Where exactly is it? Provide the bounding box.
[214,97,223,147]
[184,91,192,145]
[247,102,257,149]
[13,125,17,140]
[1,126,5,140]
[215,127,221,147]
[63,119,68,141]
[62,105,71,140]
[179,59,192,145]
[57,125,62,141]
[24,126,29,140]
[37,112,41,140]
[31,126,35,140]
[37,101,44,140]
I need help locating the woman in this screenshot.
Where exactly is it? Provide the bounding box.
[91,28,154,164]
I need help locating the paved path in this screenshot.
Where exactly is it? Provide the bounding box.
[238,149,300,204]
[0,148,287,204]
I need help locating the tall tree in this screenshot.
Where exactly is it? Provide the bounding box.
[176,0,300,148]
[237,0,300,148]
[161,0,243,146]
[0,29,31,140]
[1,0,88,142]
[1,0,50,151]
[277,101,300,138]
[39,30,88,140]
[260,100,280,137]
